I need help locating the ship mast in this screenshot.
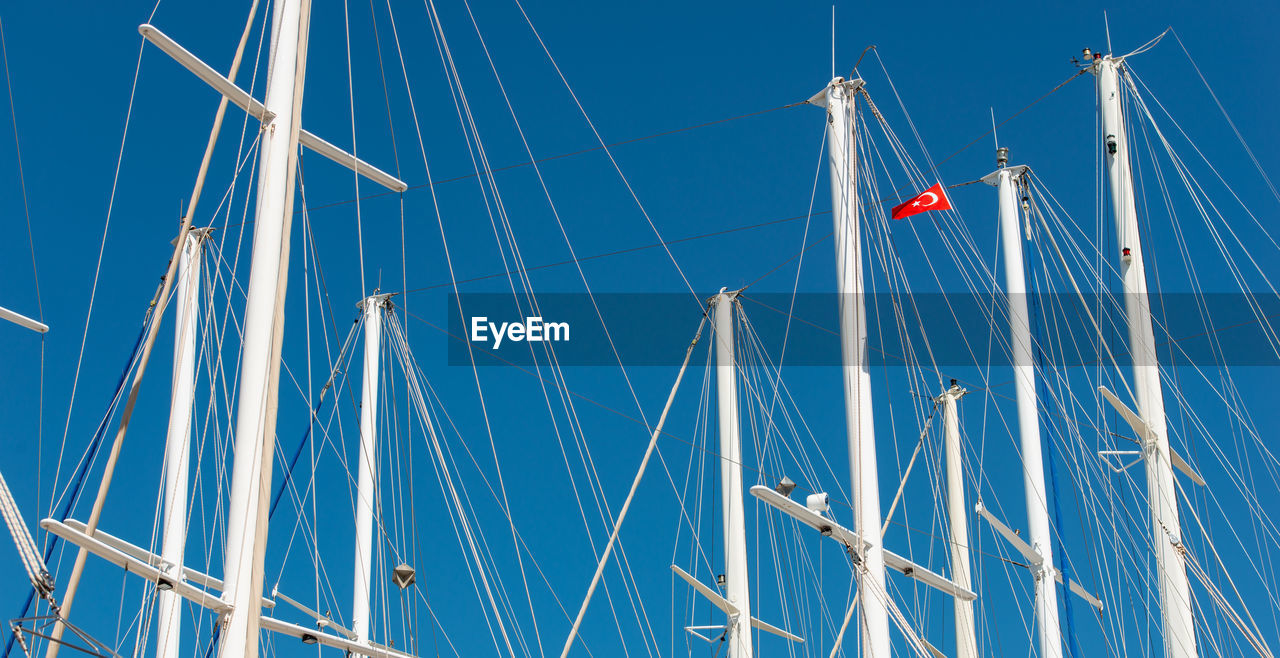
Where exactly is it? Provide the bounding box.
[813,76,892,656]
[156,229,208,658]
[939,381,977,658]
[219,0,311,655]
[982,151,1064,658]
[710,291,753,658]
[1094,53,1200,658]
[353,294,390,648]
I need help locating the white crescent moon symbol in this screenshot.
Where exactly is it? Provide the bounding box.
[918,191,938,207]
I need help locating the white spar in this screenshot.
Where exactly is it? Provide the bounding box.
[0,305,47,333]
[982,155,1063,658]
[811,74,892,658]
[711,291,753,658]
[353,294,390,649]
[973,502,1104,611]
[156,229,206,658]
[139,23,407,194]
[749,485,977,602]
[939,383,978,658]
[1095,53,1200,658]
[218,1,311,655]
[669,564,803,644]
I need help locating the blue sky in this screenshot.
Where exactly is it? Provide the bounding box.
[1,1,1278,657]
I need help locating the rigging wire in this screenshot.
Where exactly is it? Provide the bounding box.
[0,15,46,542]
[299,101,807,215]
[1169,28,1280,207]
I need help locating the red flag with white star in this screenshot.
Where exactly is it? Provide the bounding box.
[890,183,951,220]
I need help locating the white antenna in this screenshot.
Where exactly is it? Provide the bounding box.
[1105,11,1113,53]
[990,107,999,150]
[831,5,836,78]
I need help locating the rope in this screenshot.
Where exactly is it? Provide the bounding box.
[0,471,53,600]
[0,18,46,537]
[265,319,359,520]
[47,0,264,647]
[2,316,147,658]
[559,318,706,658]
[298,101,806,215]
[0,8,38,327]
[908,70,1088,188]
[1027,237,1082,657]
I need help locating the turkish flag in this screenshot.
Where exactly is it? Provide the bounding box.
[890,183,951,220]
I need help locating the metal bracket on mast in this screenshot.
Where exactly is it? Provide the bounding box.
[804,77,863,107]
[979,164,1029,187]
[358,291,397,311]
[138,24,408,193]
[1097,450,1146,475]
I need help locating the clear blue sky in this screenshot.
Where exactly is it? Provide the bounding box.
[1,1,1277,657]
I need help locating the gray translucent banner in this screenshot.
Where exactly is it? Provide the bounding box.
[445,293,1280,367]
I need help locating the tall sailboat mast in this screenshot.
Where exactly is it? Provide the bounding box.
[711,291,754,658]
[1094,54,1200,658]
[220,1,311,655]
[982,152,1064,658]
[156,229,208,658]
[814,76,892,656]
[353,294,390,647]
[939,381,977,658]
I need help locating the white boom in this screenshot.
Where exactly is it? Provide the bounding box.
[0,305,47,333]
[750,485,976,602]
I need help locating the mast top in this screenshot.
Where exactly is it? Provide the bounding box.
[805,77,864,108]
[980,162,1028,187]
[357,292,397,310]
[170,226,215,246]
[707,288,742,310]
[936,379,968,402]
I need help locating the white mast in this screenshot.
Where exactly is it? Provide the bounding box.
[711,291,753,658]
[813,76,892,656]
[353,294,389,648]
[156,229,207,658]
[939,381,977,658]
[982,152,1063,658]
[1095,54,1199,658]
[219,1,310,656]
